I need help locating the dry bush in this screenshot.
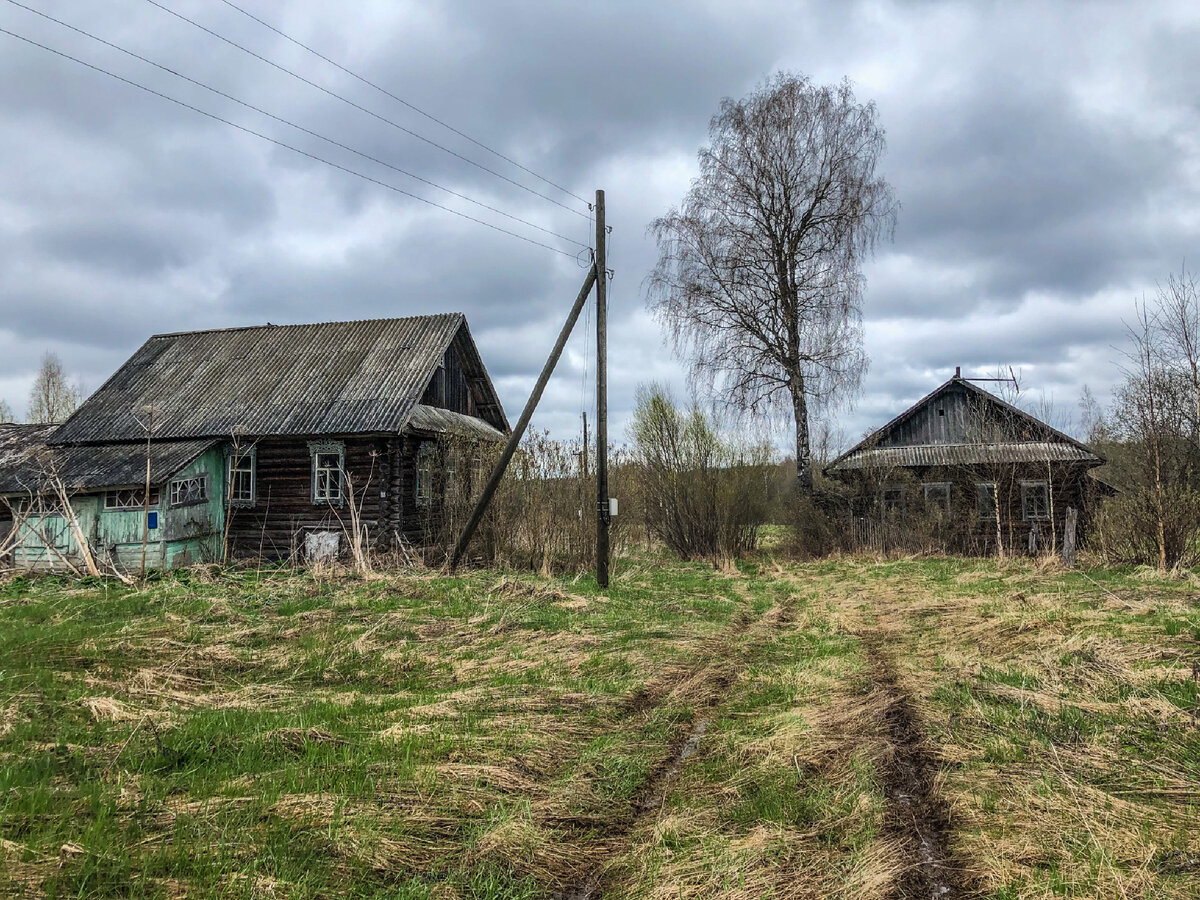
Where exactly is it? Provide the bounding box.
[1092,486,1200,568]
[784,489,851,559]
[420,430,631,574]
[627,387,777,562]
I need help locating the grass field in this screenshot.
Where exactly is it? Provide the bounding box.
[0,554,1197,898]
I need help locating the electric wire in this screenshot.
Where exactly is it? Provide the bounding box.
[0,26,578,258]
[217,0,589,208]
[140,0,590,220]
[3,0,587,250]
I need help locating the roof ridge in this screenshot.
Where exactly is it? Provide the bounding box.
[149,312,463,340]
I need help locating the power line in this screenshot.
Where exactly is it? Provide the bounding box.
[217,0,590,207]
[0,26,579,258]
[139,0,590,220]
[3,0,588,250]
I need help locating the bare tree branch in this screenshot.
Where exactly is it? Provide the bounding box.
[648,73,896,491]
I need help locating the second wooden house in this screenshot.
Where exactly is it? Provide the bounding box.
[825,371,1107,555]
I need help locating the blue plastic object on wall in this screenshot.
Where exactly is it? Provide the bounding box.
[147,511,158,530]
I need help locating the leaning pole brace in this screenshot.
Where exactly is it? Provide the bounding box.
[448,261,599,571]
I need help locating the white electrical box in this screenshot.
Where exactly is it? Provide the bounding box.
[609,497,618,517]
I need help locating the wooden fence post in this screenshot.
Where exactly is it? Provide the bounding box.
[1063,506,1078,567]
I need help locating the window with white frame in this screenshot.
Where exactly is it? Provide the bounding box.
[309,441,345,506]
[104,487,159,510]
[415,443,433,507]
[169,474,208,507]
[1021,481,1050,521]
[922,482,951,514]
[226,445,256,507]
[976,482,997,520]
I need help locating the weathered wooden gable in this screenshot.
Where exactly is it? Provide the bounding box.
[872,380,1056,449]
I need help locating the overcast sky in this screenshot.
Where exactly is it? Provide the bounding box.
[2,0,1198,450]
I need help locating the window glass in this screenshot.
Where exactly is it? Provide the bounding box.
[227,448,255,506]
[923,482,951,512]
[169,475,207,507]
[310,443,345,505]
[1022,481,1050,521]
[104,487,160,510]
[976,483,997,520]
[415,445,433,507]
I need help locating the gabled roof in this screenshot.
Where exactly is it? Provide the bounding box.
[50,314,507,445]
[0,424,214,495]
[827,376,1102,473]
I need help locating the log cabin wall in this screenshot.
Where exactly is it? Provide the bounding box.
[226,429,490,560]
[227,434,394,559]
[391,433,428,548]
[847,462,1101,555]
[391,431,449,549]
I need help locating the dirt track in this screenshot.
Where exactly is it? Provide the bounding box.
[860,630,969,900]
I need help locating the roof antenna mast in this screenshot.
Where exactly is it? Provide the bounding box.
[955,365,1020,395]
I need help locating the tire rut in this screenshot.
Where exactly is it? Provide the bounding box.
[553,597,793,899]
[859,630,973,900]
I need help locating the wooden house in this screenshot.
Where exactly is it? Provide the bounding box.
[825,371,1106,554]
[0,314,508,570]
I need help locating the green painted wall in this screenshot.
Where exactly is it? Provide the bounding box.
[9,446,227,571]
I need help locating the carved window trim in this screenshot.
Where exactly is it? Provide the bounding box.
[168,474,208,508]
[225,444,257,508]
[309,441,345,507]
[415,442,433,508]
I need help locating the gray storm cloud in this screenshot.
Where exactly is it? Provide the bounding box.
[2,0,1199,446]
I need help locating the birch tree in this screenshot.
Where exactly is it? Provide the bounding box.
[27,352,81,424]
[648,72,896,491]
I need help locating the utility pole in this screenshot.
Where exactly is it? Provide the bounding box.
[581,411,589,479]
[449,264,597,571]
[595,189,610,588]
[448,188,611,587]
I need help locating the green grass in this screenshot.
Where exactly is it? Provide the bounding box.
[2,555,1198,899]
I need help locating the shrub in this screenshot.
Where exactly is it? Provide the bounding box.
[785,489,851,559]
[1092,486,1200,569]
[628,387,776,562]
[421,430,630,574]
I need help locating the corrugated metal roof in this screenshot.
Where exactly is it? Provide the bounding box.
[825,375,1104,476]
[405,405,507,441]
[828,441,1101,472]
[0,425,58,477]
[51,314,472,444]
[0,426,215,494]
